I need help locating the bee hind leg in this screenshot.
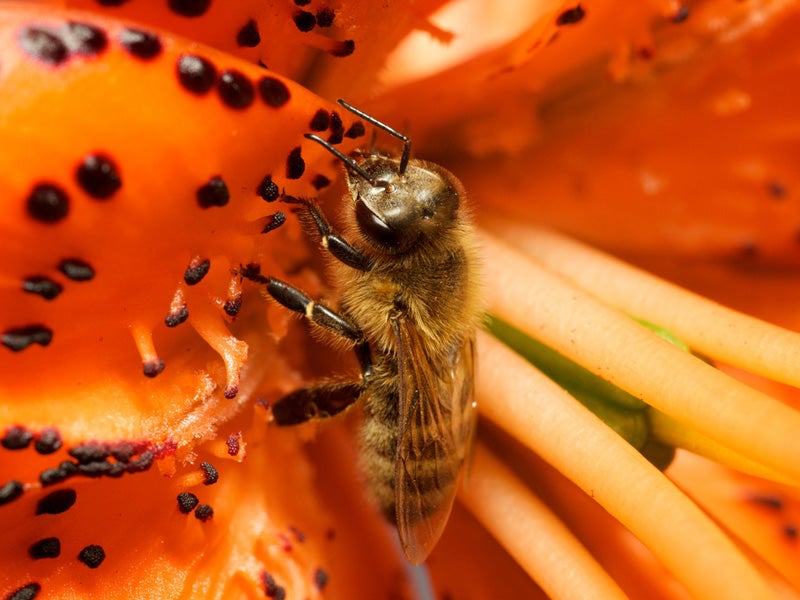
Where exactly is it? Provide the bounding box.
[272,381,362,425]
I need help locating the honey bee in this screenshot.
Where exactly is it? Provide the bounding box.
[253,100,481,564]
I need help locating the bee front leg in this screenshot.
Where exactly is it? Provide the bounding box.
[284,196,371,271]
[272,381,362,425]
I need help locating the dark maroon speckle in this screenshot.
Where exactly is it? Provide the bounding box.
[200,461,219,485]
[23,276,62,300]
[556,5,585,25]
[2,325,53,352]
[196,176,230,208]
[311,174,331,190]
[261,212,286,234]
[68,442,109,464]
[329,39,355,58]
[345,121,366,139]
[168,0,211,17]
[109,442,137,462]
[184,258,211,285]
[224,385,238,399]
[258,76,290,108]
[236,19,260,47]
[76,153,122,199]
[784,523,798,540]
[177,491,199,513]
[316,8,335,27]
[78,544,106,568]
[63,22,108,56]
[293,0,311,5]
[293,11,316,32]
[223,295,242,317]
[257,175,280,202]
[194,503,214,521]
[58,258,95,281]
[217,69,254,109]
[36,488,77,515]
[177,54,217,95]
[313,567,329,590]
[309,109,330,131]
[262,571,286,600]
[143,359,165,378]
[98,0,129,5]
[35,428,63,455]
[0,480,24,505]
[2,425,33,450]
[165,305,189,327]
[39,461,78,486]
[26,182,70,224]
[126,451,154,473]
[119,28,162,60]
[20,26,68,66]
[226,434,240,456]
[672,5,690,23]
[286,147,305,180]
[5,583,41,600]
[29,537,61,560]
[768,180,787,199]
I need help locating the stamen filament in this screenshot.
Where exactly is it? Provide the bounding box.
[480,232,800,484]
[460,443,630,600]
[477,332,774,600]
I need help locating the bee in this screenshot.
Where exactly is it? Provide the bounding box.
[252,100,481,564]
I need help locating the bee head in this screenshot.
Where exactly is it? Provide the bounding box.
[347,156,461,254]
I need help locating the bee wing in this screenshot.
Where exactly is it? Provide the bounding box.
[392,317,477,565]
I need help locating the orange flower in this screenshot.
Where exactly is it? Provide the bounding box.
[1,0,799,598]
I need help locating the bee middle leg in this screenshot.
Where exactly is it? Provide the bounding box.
[272,380,362,425]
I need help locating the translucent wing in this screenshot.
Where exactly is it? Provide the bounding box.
[392,317,477,565]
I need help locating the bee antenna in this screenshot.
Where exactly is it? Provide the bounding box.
[337,99,411,175]
[304,133,388,189]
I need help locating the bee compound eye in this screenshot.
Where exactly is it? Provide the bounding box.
[356,198,406,251]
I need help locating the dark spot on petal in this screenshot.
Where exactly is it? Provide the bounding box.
[68,442,109,464]
[310,174,331,190]
[768,180,787,199]
[223,295,242,317]
[226,434,240,456]
[784,523,798,540]
[29,537,61,560]
[309,109,330,131]
[286,147,305,179]
[58,258,95,281]
[316,8,335,27]
[143,358,165,378]
[34,428,62,455]
[746,493,784,510]
[23,276,62,300]
[39,461,78,486]
[200,462,218,485]
[165,305,189,327]
[327,111,344,143]
[236,19,260,47]
[0,480,24,505]
[258,76,290,108]
[257,175,280,202]
[109,442,137,462]
[672,5,689,23]
[2,325,53,352]
[177,491,199,513]
[329,39,355,57]
[196,176,230,208]
[224,385,238,399]
[76,153,121,199]
[20,26,68,65]
[2,426,33,450]
[63,22,107,56]
[345,121,366,138]
[78,544,106,568]
[5,583,41,600]
[126,451,154,473]
[194,503,214,521]
[218,69,254,109]
[177,54,217,95]
[556,5,585,26]
[97,0,130,5]
[261,212,286,234]
[26,183,70,223]
[293,11,316,32]
[262,571,286,600]
[313,567,328,590]
[36,488,77,515]
[294,0,311,5]
[168,0,211,17]
[184,258,211,285]
[119,28,162,60]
